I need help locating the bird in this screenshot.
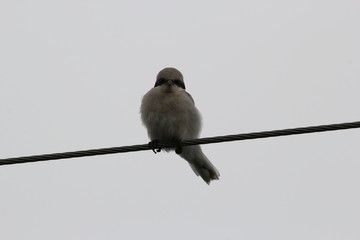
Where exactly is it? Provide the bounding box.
[140,67,220,184]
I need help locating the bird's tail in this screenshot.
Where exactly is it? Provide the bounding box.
[179,146,220,184]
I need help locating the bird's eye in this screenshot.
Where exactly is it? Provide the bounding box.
[154,78,167,87]
[159,78,166,84]
[173,79,185,89]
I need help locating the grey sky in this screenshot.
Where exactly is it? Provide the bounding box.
[1,0,359,239]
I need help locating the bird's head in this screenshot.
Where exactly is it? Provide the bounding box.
[154,67,185,92]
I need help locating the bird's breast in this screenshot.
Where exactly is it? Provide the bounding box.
[141,89,201,141]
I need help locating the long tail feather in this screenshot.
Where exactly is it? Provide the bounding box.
[179,146,220,184]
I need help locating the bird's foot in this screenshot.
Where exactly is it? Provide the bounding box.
[175,141,183,154]
[148,140,161,154]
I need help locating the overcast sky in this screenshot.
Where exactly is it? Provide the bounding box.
[1,0,360,239]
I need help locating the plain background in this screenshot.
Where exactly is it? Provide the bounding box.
[1,0,359,239]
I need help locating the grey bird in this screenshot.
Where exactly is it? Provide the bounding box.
[140,67,220,184]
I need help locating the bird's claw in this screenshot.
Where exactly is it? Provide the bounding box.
[175,142,183,154]
[149,140,161,154]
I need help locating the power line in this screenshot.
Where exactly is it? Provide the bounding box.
[1,121,359,166]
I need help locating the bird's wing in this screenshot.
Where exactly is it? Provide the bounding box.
[185,91,195,104]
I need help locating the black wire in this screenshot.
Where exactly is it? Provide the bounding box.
[1,121,359,166]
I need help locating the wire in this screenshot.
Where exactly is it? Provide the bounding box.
[1,121,359,166]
